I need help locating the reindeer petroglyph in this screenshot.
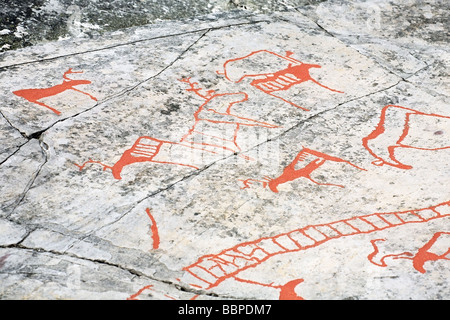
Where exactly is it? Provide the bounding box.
[13,68,97,115]
[217,50,343,111]
[76,77,278,179]
[183,200,450,291]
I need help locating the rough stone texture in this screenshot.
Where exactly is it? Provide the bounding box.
[0,0,449,300]
[0,114,27,164]
[0,0,325,52]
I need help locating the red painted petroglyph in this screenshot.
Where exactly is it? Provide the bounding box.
[75,136,199,180]
[146,208,160,250]
[178,77,279,157]
[127,285,154,300]
[363,105,450,169]
[368,232,450,273]
[217,50,343,111]
[13,68,97,115]
[127,284,177,300]
[128,282,199,300]
[239,178,270,190]
[183,200,450,290]
[234,277,305,300]
[76,78,278,179]
[241,147,366,192]
[368,239,413,267]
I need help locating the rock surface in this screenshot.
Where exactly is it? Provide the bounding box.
[0,0,324,52]
[0,0,448,300]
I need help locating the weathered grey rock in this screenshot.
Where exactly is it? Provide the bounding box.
[0,114,27,164]
[1,31,209,136]
[0,12,263,68]
[0,247,222,300]
[0,219,27,246]
[0,1,448,300]
[297,0,449,83]
[0,139,46,216]
[0,0,325,52]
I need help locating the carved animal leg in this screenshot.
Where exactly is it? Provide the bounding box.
[307,175,345,188]
[32,100,62,115]
[264,91,310,111]
[309,78,344,93]
[70,88,98,101]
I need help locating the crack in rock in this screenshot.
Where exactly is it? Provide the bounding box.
[1,3,448,300]
[1,232,233,299]
[5,140,49,219]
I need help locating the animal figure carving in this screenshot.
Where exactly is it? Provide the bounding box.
[217,50,343,111]
[183,200,450,290]
[368,232,450,273]
[240,147,366,192]
[363,105,450,169]
[75,136,196,180]
[234,277,305,300]
[76,78,278,179]
[13,68,97,115]
[178,77,279,157]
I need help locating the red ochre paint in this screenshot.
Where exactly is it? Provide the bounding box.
[218,50,343,111]
[362,105,450,169]
[13,68,97,115]
[146,208,160,250]
[369,232,450,273]
[75,77,278,179]
[183,200,450,291]
[240,147,366,192]
[234,277,305,300]
[126,285,153,300]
